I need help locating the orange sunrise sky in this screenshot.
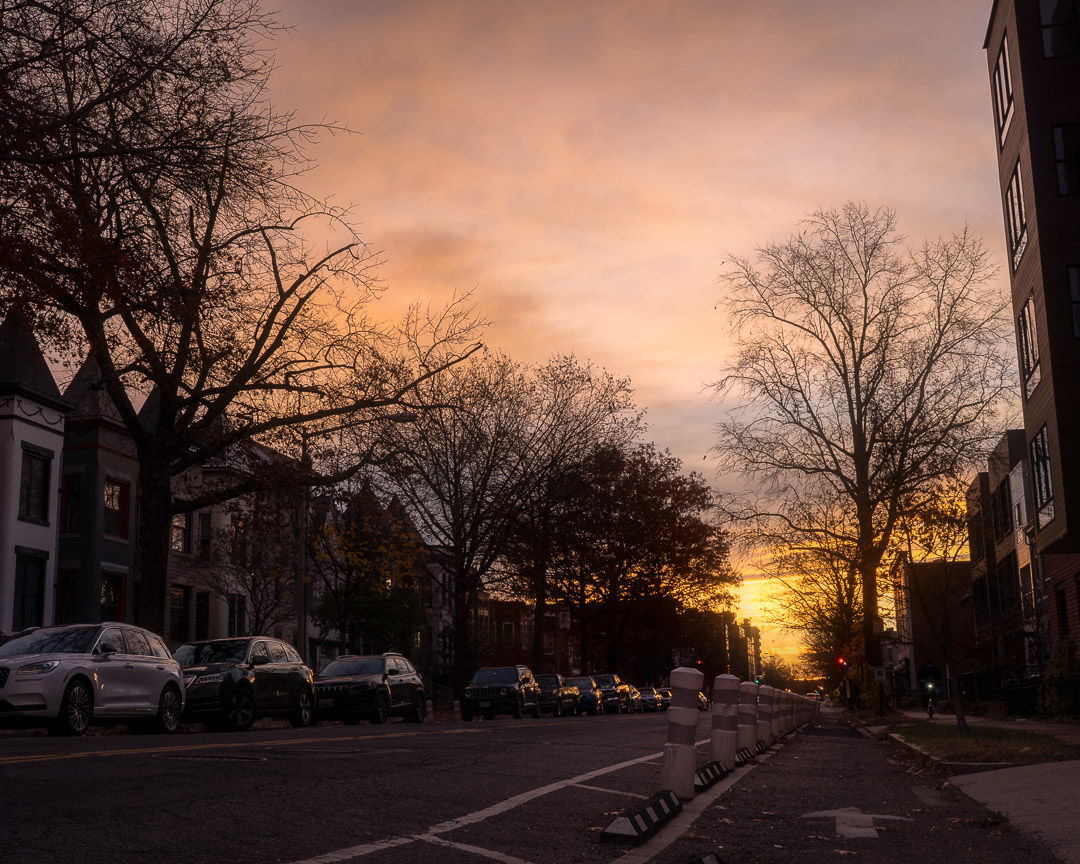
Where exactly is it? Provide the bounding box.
[267,1,1006,654]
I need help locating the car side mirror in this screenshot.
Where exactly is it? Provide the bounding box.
[99,645,118,655]
[251,655,268,666]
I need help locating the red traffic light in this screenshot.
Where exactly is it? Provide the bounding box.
[838,656,846,666]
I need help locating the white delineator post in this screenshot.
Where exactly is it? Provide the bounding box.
[756,685,775,748]
[737,681,759,755]
[660,666,703,800]
[710,674,740,771]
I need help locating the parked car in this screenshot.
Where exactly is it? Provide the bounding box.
[535,674,579,717]
[461,665,541,720]
[0,623,184,736]
[657,687,672,710]
[564,675,604,715]
[175,636,315,732]
[638,686,662,711]
[698,690,710,711]
[314,653,425,724]
[628,684,643,713]
[806,690,824,702]
[594,673,631,714]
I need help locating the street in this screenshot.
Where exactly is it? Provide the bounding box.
[0,708,1062,864]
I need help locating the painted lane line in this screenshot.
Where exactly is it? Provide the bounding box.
[801,807,912,839]
[285,745,680,864]
[417,834,537,864]
[616,748,776,863]
[574,783,651,800]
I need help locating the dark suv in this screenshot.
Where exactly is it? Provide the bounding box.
[461,665,541,720]
[314,653,425,724]
[593,673,631,714]
[175,637,316,732]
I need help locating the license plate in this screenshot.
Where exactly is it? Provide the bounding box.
[318,698,334,709]
[479,701,491,708]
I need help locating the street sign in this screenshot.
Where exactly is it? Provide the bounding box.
[874,666,886,683]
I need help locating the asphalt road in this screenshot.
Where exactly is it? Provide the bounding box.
[0,708,1063,864]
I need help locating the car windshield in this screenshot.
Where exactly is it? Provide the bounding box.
[319,657,384,678]
[536,675,560,688]
[566,677,595,688]
[594,675,616,687]
[0,627,97,656]
[173,640,248,666]
[471,668,518,685]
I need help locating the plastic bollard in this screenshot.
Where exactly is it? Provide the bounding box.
[756,685,774,748]
[660,666,704,800]
[710,674,740,770]
[453,699,462,723]
[425,699,434,723]
[737,681,759,755]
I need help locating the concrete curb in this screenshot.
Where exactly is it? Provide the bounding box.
[600,789,682,845]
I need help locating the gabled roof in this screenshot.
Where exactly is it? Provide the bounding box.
[63,351,126,426]
[0,307,69,411]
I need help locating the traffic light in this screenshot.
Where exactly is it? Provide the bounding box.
[838,656,846,667]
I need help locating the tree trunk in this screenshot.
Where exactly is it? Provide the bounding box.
[136,468,173,638]
[532,559,546,672]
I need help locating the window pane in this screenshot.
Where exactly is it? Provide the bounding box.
[13,556,45,630]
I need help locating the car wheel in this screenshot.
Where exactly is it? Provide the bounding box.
[224,688,256,731]
[152,685,183,734]
[512,697,523,719]
[461,708,473,722]
[552,701,562,718]
[406,694,426,723]
[290,688,316,728]
[371,691,390,725]
[49,679,93,736]
[532,701,541,719]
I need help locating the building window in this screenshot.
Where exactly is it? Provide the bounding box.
[100,572,124,621]
[18,446,51,522]
[1057,587,1070,637]
[1031,425,1055,528]
[1053,124,1080,194]
[198,512,213,560]
[1070,266,1080,338]
[227,593,246,637]
[61,474,81,533]
[990,479,1013,542]
[1005,161,1028,270]
[14,554,46,630]
[991,36,1014,145]
[170,584,191,643]
[171,513,192,553]
[103,479,130,538]
[1017,293,1042,399]
[56,569,77,624]
[1041,0,1080,57]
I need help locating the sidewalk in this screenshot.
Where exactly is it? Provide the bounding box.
[862,708,1080,864]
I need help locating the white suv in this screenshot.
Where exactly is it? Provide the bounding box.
[0,623,184,736]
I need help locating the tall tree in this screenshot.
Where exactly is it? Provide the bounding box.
[551,442,738,672]
[379,352,633,691]
[0,0,480,634]
[712,203,1016,668]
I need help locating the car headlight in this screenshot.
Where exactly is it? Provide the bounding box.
[498,687,509,696]
[351,681,377,691]
[17,660,60,675]
[464,688,474,698]
[193,672,228,686]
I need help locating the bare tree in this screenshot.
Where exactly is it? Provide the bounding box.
[712,203,1016,669]
[0,0,481,634]
[892,476,974,732]
[379,352,634,691]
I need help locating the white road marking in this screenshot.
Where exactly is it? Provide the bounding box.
[285,742,700,864]
[573,783,651,799]
[417,834,537,864]
[801,807,912,839]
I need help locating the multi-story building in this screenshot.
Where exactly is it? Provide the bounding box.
[985,0,1080,647]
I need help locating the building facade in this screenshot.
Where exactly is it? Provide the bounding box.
[985,0,1080,647]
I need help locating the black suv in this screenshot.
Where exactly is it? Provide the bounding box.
[175,637,316,732]
[314,653,425,724]
[461,665,541,720]
[593,673,631,714]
